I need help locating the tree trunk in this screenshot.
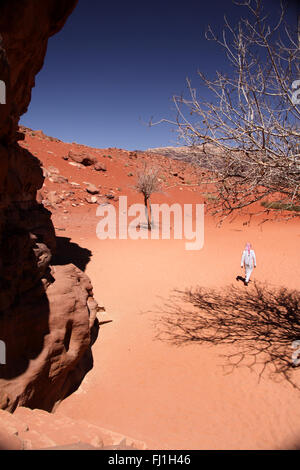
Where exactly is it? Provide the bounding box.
[144,195,151,230]
[149,198,153,229]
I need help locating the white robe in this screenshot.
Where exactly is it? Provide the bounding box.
[241,249,256,282]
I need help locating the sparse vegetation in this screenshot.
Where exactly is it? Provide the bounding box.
[261,201,300,212]
[203,192,219,202]
[135,164,162,230]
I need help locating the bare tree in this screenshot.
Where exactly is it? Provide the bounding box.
[135,164,161,230]
[153,0,300,220]
[156,282,300,388]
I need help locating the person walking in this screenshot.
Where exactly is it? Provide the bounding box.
[240,242,256,286]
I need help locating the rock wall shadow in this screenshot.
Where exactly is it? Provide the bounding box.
[52,237,92,272]
[0,228,51,381]
[0,230,98,411]
[0,285,50,380]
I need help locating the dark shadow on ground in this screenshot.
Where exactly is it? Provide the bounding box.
[155,282,300,389]
[236,275,252,285]
[52,237,92,271]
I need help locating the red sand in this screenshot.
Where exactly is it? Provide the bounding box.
[54,216,300,450]
[21,129,300,450]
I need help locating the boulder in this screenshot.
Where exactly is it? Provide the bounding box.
[86,184,99,195]
[94,162,107,172]
[0,264,100,412]
[68,150,97,166]
[48,174,68,184]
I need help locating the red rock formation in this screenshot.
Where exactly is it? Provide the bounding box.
[0,0,100,412]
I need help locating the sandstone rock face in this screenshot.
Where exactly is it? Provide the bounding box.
[0,265,99,411]
[0,0,100,413]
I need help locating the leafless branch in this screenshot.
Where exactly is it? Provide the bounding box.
[152,0,300,220]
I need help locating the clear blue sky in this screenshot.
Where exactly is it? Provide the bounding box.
[20,0,299,150]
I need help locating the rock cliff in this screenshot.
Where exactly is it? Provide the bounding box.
[0,0,100,412]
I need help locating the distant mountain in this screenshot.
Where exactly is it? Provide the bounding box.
[146,143,224,168]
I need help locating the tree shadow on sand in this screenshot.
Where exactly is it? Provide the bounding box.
[52,236,92,272]
[155,282,300,390]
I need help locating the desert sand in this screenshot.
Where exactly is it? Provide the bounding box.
[20,128,300,450]
[55,212,300,450]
